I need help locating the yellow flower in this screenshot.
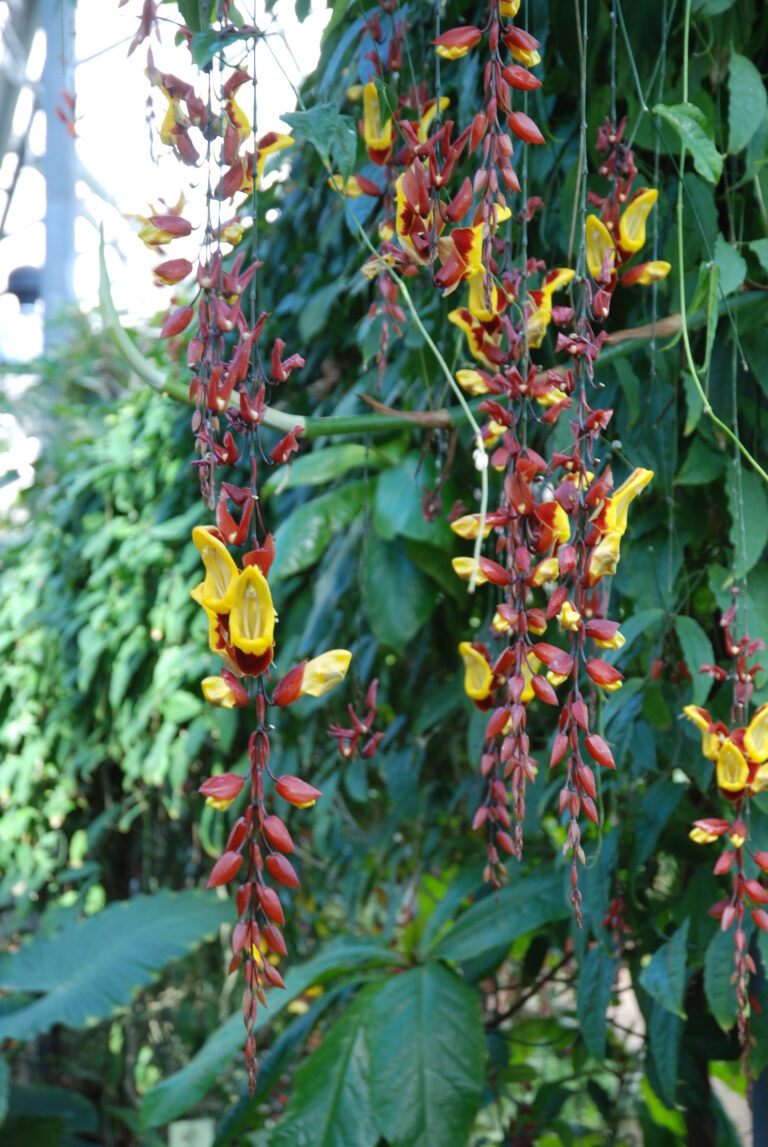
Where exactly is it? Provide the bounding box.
[418,96,450,142]
[219,220,244,246]
[593,629,626,651]
[447,308,502,368]
[558,601,581,632]
[456,369,491,397]
[585,215,616,281]
[521,652,539,705]
[587,532,622,585]
[459,642,493,700]
[546,671,568,688]
[229,566,275,655]
[363,82,393,156]
[751,763,768,794]
[255,132,293,188]
[452,557,489,585]
[689,826,719,845]
[202,676,240,708]
[745,703,768,764]
[530,557,560,587]
[619,188,657,254]
[328,174,367,198]
[625,260,671,286]
[604,468,654,536]
[500,0,521,14]
[191,527,238,614]
[716,739,749,792]
[301,650,352,697]
[468,273,501,322]
[451,514,493,540]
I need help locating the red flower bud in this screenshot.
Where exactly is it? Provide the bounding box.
[532,675,558,706]
[160,305,194,338]
[275,775,322,809]
[262,962,286,989]
[497,830,515,855]
[199,773,246,802]
[266,853,300,888]
[273,663,307,707]
[585,659,624,689]
[713,852,734,876]
[262,815,294,854]
[550,734,569,768]
[432,25,482,53]
[262,923,288,956]
[207,850,244,889]
[752,908,768,932]
[746,879,768,905]
[258,885,285,925]
[584,734,616,770]
[153,258,193,284]
[502,64,542,91]
[507,111,545,145]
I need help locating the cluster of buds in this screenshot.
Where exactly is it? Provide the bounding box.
[585,116,671,318]
[127,6,359,1091]
[684,604,768,1053]
[327,678,383,761]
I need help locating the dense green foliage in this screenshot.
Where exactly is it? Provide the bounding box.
[1,0,768,1143]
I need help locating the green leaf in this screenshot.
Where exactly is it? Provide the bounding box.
[282,104,358,179]
[704,926,739,1030]
[368,962,484,1147]
[0,1116,65,1147]
[0,892,230,1042]
[272,986,382,1147]
[729,468,768,578]
[432,871,570,962]
[728,53,768,154]
[675,436,727,486]
[713,233,747,296]
[675,616,715,705]
[141,937,404,1128]
[363,536,435,651]
[638,919,689,1018]
[647,1001,682,1105]
[270,482,365,581]
[190,28,256,69]
[5,1082,99,1135]
[0,1057,8,1126]
[632,780,684,867]
[263,444,386,500]
[177,0,204,32]
[749,239,768,277]
[653,102,723,184]
[373,455,454,549]
[577,946,618,1060]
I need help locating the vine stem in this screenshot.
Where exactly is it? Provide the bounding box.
[674,0,768,487]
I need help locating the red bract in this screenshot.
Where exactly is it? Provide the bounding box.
[507,111,545,145]
[199,773,245,801]
[266,853,301,889]
[208,851,244,889]
[275,775,322,808]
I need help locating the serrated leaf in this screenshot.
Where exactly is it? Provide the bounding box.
[638,919,689,1018]
[368,963,484,1147]
[577,946,618,1059]
[282,104,358,179]
[272,987,382,1147]
[675,616,715,705]
[432,871,570,962]
[141,937,404,1128]
[270,482,365,581]
[0,892,230,1042]
[654,102,723,184]
[728,53,768,154]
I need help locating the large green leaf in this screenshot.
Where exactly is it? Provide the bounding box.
[432,871,570,962]
[282,104,358,178]
[654,102,724,184]
[674,617,715,705]
[647,1001,682,1106]
[728,52,768,154]
[367,962,484,1147]
[270,482,366,581]
[577,946,618,1060]
[263,444,389,500]
[728,468,768,578]
[373,455,454,549]
[363,536,435,651]
[704,927,739,1030]
[638,919,689,1019]
[141,937,404,1128]
[0,892,229,1042]
[272,986,382,1147]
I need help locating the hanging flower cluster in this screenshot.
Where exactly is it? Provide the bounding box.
[404,3,658,911]
[684,602,768,1054]
[127,7,358,1091]
[585,116,671,318]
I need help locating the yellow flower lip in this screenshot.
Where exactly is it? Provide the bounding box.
[716,739,749,793]
[746,703,768,764]
[604,468,654,536]
[452,557,488,585]
[301,650,352,698]
[459,642,492,700]
[363,82,393,153]
[585,215,616,281]
[192,526,239,613]
[229,566,275,656]
[619,188,658,254]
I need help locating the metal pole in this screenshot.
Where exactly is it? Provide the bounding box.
[41,0,76,343]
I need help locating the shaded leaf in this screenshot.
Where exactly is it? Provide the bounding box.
[363,536,434,651]
[368,963,484,1147]
[704,927,739,1030]
[675,617,715,705]
[638,919,690,1018]
[728,53,767,154]
[648,1001,682,1106]
[271,482,365,581]
[654,102,723,183]
[577,946,618,1060]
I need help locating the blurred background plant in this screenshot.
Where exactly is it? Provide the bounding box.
[0,0,767,1144]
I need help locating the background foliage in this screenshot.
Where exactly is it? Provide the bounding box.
[1,0,768,1143]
